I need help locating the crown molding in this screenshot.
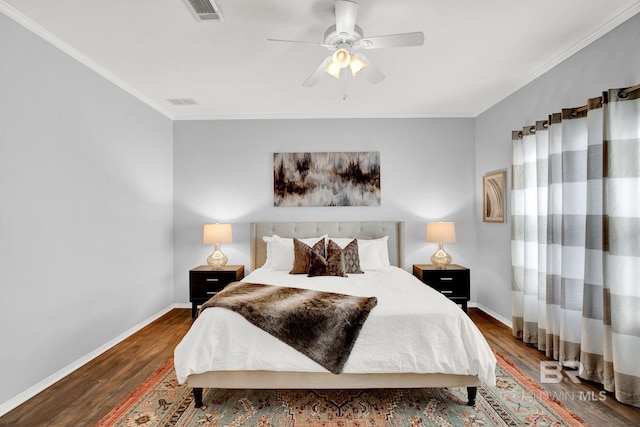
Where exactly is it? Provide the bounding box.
[472,2,640,117]
[0,1,174,119]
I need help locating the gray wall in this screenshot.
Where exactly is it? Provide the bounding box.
[0,14,174,406]
[173,118,477,302]
[474,12,640,322]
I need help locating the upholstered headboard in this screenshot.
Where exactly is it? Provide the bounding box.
[250,221,405,271]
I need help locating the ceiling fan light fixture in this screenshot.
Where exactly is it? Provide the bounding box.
[332,48,351,68]
[269,0,422,89]
[349,55,367,76]
[324,61,342,79]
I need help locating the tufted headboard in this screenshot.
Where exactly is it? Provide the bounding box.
[250,221,405,271]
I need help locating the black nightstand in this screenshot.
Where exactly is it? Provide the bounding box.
[412,264,470,313]
[189,265,244,318]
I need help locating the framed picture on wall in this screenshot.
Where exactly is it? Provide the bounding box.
[482,170,506,223]
[273,152,381,207]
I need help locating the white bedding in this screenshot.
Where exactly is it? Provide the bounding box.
[174,266,496,386]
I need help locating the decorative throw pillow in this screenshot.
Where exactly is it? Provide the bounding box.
[308,239,346,277]
[341,239,364,274]
[329,236,391,270]
[265,235,326,270]
[289,238,326,274]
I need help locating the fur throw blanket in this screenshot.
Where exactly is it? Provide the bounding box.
[199,281,378,374]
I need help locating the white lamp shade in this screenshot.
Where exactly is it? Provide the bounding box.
[349,55,367,76]
[324,61,341,79]
[426,222,456,243]
[332,48,351,68]
[203,223,233,244]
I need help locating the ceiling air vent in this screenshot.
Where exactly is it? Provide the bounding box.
[183,0,223,22]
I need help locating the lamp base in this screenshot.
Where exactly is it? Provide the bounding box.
[431,243,452,269]
[207,244,228,269]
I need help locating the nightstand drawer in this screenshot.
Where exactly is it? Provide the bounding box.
[190,282,228,299]
[189,265,245,318]
[189,270,239,287]
[421,272,469,297]
[413,264,470,312]
[426,282,468,298]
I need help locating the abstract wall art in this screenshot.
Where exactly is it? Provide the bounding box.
[274,152,381,207]
[482,170,506,222]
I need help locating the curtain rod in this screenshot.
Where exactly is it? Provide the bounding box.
[571,84,640,116]
[515,83,639,138]
[621,83,640,95]
[572,105,589,115]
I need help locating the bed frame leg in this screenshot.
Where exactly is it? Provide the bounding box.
[193,388,203,407]
[466,386,477,406]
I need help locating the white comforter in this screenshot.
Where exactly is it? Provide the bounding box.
[174,267,496,386]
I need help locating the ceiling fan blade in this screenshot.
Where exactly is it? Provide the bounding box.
[335,0,359,38]
[360,32,425,49]
[303,56,332,87]
[267,38,332,48]
[357,54,385,84]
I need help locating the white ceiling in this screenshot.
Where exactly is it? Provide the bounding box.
[2,0,639,120]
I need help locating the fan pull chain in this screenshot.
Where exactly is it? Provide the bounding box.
[342,69,348,101]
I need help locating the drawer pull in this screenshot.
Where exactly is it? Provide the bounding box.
[206,291,219,295]
[441,290,453,294]
[206,278,219,282]
[440,277,453,281]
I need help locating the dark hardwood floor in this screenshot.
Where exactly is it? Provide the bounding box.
[1,308,639,426]
[471,309,640,426]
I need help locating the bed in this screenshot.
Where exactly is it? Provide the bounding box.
[174,221,496,407]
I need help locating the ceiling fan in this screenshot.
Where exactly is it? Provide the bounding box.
[268,0,424,89]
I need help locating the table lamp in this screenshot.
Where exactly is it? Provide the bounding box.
[426,221,456,268]
[203,223,233,269]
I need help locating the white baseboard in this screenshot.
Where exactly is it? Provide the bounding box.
[0,303,185,417]
[174,302,191,309]
[473,303,512,328]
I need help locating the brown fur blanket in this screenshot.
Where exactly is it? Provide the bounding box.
[198,281,377,374]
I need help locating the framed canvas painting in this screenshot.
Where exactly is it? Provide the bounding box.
[483,171,506,223]
[274,152,380,207]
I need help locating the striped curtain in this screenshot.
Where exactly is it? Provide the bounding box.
[510,84,640,407]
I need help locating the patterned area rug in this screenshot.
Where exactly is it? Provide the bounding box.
[97,352,587,426]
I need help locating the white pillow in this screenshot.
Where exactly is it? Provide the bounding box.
[328,236,390,270]
[261,235,278,268]
[376,236,391,267]
[262,235,327,270]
